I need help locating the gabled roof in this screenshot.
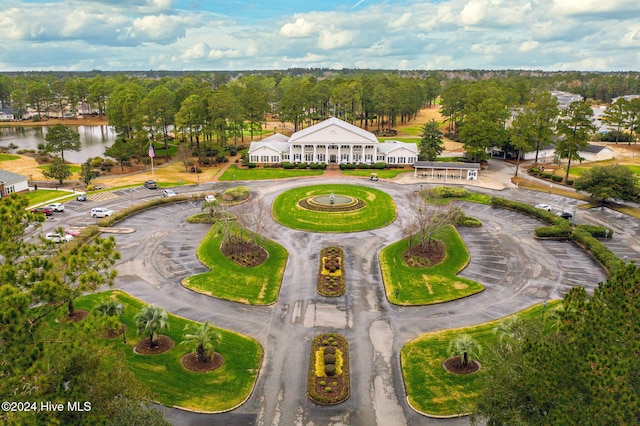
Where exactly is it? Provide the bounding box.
[261,133,290,143]
[583,144,612,154]
[377,140,418,154]
[248,141,290,153]
[0,169,28,185]
[289,117,378,144]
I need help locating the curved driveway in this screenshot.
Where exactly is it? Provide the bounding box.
[107,178,615,426]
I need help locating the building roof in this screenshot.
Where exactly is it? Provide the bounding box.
[583,144,612,154]
[248,141,290,153]
[413,161,481,170]
[0,169,28,185]
[288,117,378,144]
[377,140,418,154]
[261,133,290,143]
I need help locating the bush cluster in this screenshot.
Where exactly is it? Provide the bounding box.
[491,197,621,274]
[430,186,470,198]
[457,216,482,227]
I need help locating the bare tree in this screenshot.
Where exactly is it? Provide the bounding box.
[242,198,273,248]
[406,192,463,248]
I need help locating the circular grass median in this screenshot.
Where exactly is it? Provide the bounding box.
[272,184,396,232]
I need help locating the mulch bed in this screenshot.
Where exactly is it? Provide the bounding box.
[221,236,268,267]
[402,240,446,268]
[443,356,481,374]
[66,309,89,322]
[307,333,350,405]
[134,335,175,355]
[181,352,224,372]
[317,247,346,296]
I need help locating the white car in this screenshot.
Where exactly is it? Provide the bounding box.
[204,195,216,203]
[45,232,74,243]
[47,203,65,212]
[91,207,114,218]
[535,203,552,211]
[163,189,177,197]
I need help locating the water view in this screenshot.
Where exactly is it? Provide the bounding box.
[0,125,117,164]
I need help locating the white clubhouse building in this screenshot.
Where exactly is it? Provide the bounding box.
[248,117,418,165]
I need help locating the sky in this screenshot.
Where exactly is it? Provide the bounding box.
[1,0,639,72]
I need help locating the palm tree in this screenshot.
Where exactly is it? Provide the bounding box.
[448,334,481,366]
[94,299,118,317]
[181,321,221,363]
[134,304,169,348]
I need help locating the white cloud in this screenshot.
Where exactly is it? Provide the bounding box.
[280,17,316,37]
[519,40,540,52]
[460,0,488,26]
[317,29,354,50]
[388,12,411,30]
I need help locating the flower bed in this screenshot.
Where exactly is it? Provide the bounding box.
[317,247,346,296]
[307,333,350,405]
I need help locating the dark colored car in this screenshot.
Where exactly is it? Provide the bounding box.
[556,211,573,220]
[31,206,53,216]
[144,180,158,189]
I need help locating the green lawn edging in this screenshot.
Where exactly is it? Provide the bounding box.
[379,225,484,305]
[401,301,561,417]
[272,184,396,232]
[75,290,263,413]
[183,223,288,305]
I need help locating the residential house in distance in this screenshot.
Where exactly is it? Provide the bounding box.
[0,169,29,197]
[248,117,418,165]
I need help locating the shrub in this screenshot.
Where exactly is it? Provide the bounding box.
[247,163,257,169]
[323,346,336,355]
[297,162,308,169]
[282,162,295,169]
[325,364,336,376]
[224,186,250,201]
[325,387,332,393]
[457,216,482,227]
[372,162,387,169]
[529,166,539,174]
[551,175,563,182]
[566,179,574,186]
[357,163,371,169]
[324,354,336,365]
[576,224,613,238]
[534,224,572,238]
[319,380,326,386]
[431,186,470,198]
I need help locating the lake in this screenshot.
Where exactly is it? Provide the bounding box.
[0,125,117,164]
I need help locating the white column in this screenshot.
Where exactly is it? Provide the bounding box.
[313,145,317,162]
[338,146,341,163]
[373,145,378,164]
[325,146,328,164]
[349,145,353,163]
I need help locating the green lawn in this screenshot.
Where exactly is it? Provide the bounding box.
[341,168,412,178]
[401,301,561,417]
[379,225,484,305]
[379,137,420,142]
[74,290,263,412]
[183,223,288,305]
[219,164,324,181]
[38,164,82,173]
[272,184,397,232]
[24,189,78,207]
[0,153,20,162]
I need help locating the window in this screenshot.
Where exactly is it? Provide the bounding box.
[377,155,384,161]
[317,154,325,162]
[387,157,396,164]
[282,154,290,160]
[294,153,301,161]
[397,157,406,164]
[271,156,279,162]
[304,154,313,162]
[260,155,269,162]
[250,155,258,162]
[317,145,325,149]
[341,153,349,161]
[341,145,350,149]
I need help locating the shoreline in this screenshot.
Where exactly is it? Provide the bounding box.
[0,116,109,128]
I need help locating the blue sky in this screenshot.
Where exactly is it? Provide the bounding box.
[1,0,639,71]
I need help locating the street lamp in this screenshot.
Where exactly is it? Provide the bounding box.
[605,229,609,240]
[542,300,547,321]
[116,303,126,344]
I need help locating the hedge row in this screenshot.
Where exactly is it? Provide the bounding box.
[430,186,470,198]
[490,197,621,274]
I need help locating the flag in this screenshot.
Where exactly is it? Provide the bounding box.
[148,142,155,158]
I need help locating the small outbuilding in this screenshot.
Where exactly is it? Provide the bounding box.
[413,161,480,180]
[0,169,29,197]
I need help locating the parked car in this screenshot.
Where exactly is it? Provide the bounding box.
[45,232,74,243]
[535,203,552,211]
[204,194,216,203]
[556,211,573,220]
[163,189,177,197]
[91,207,114,218]
[47,203,64,212]
[76,192,87,201]
[64,228,82,236]
[31,206,53,216]
[144,180,158,189]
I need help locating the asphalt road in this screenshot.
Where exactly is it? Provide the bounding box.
[35,173,637,426]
